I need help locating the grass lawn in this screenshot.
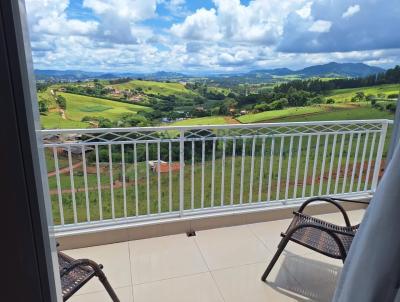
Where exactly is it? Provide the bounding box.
[237,106,326,123]
[40,92,151,129]
[170,116,229,126]
[268,104,394,123]
[327,84,400,102]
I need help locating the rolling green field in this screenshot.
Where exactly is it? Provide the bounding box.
[237,106,326,123]
[110,80,196,97]
[40,92,151,129]
[271,105,394,123]
[327,84,400,102]
[170,116,229,126]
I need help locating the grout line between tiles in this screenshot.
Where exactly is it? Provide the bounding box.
[127,241,135,301]
[193,237,226,302]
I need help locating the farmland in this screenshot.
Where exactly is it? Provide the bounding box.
[326,84,400,102]
[237,106,326,123]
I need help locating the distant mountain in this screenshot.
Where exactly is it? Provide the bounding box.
[143,71,187,80]
[34,69,187,81]
[295,62,385,77]
[34,62,385,82]
[248,68,294,76]
[245,63,384,78]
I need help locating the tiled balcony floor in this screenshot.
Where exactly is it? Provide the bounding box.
[65,209,365,302]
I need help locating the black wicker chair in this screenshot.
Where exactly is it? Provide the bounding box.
[261,196,369,282]
[58,249,120,301]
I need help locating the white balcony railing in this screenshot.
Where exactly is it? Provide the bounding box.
[40,120,390,234]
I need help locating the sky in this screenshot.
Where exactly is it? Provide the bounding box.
[25,0,400,73]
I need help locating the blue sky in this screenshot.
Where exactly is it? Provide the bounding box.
[25,0,400,73]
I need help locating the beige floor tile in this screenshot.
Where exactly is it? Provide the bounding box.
[64,242,131,295]
[346,209,366,223]
[194,225,270,270]
[280,252,342,302]
[248,219,313,256]
[69,286,133,302]
[212,261,308,302]
[133,272,223,302]
[130,234,208,284]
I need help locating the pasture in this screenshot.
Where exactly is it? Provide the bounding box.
[40,92,151,129]
[109,80,196,97]
[327,84,400,102]
[237,106,325,123]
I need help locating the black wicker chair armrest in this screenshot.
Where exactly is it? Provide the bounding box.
[60,259,103,277]
[283,223,348,259]
[298,197,352,227]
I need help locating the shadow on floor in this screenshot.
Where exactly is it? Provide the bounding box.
[267,251,342,301]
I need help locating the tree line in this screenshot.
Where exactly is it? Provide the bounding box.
[274,65,400,94]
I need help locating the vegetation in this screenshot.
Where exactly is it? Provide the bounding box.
[275,65,400,94]
[238,106,326,123]
[38,64,399,130]
[170,116,228,126]
[39,92,151,129]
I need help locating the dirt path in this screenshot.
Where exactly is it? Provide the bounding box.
[224,116,241,124]
[60,109,66,120]
[48,161,83,177]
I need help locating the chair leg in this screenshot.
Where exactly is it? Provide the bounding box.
[261,238,288,282]
[97,271,120,302]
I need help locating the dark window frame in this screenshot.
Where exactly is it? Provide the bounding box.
[0,1,60,301]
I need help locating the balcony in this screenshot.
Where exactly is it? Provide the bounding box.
[41,120,389,300]
[63,209,365,301]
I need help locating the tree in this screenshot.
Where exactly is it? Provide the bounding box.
[56,95,67,109]
[38,101,48,113]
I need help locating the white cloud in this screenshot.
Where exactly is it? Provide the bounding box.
[24,0,400,72]
[342,5,360,18]
[26,0,98,38]
[296,2,312,19]
[171,0,307,44]
[83,0,157,22]
[171,8,222,41]
[309,20,332,33]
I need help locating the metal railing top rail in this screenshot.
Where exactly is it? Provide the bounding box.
[39,119,392,147]
[39,119,393,135]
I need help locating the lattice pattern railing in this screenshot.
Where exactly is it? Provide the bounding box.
[40,120,390,233]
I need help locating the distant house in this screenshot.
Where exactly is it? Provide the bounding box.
[148,160,181,173]
[240,110,248,115]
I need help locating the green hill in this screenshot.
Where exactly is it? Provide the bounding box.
[39,92,151,129]
[109,80,196,97]
[327,84,400,102]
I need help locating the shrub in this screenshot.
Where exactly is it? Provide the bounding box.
[386,103,397,113]
[388,93,399,99]
[56,95,67,110]
[270,98,288,110]
[38,100,48,113]
[254,103,271,112]
[326,98,335,104]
